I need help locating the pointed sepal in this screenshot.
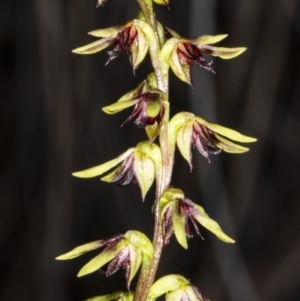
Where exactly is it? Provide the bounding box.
[86,292,134,301]
[193,204,235,243]
[72,37,115,55]
[56,240,105,260]
[77,240,127,277]
[72,148,135,178]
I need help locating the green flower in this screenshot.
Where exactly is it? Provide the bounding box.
[159,188,234,249]
[169,112,257,170]
[161,35,246,85]
[56,231,153,290]
[72,142,162,200]
[72,19,152,71]
[102,73,166,142]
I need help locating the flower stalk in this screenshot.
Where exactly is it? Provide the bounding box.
[57,1,256,301]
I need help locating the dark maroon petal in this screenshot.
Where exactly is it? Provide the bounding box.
[105,26,138,65]
[121,100,144,127]
[106,247,130,277]
[182,43,202,61]
[178,198,204,240]
[109,154,138,187]
[116,169,136,186]
[121,91,164,133]
[111,154,135,185]
[178,42,215,74]
[102,234,125,250]
[191,285,206,301]
[184,218,194,239]
[192,123,221,162]
[134,113,156,128]
[162,206,174,246]
[188,214,204,240]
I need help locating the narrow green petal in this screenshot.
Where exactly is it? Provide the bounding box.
[72,37,115,55]
[88,23,130,37]
[164,26,181,38]
[56,240,104,260]
[214,134,250,153]
[117,80,147,103]
[132,20,156,66]
[86,292,123,301]
[100,168,119,182]
[132,25,149,69]
[194,204,235,243]
[195,117,257,143]
[200,45,247,59]
[102,99,139,114]
[72,148,134,178]
[176,120,194,170]
[156,20,166,46]
[77,241,126,277]
[191,34,228,45]
[127,245,142,288]
[172,201,188,249]
[133,151,155,200]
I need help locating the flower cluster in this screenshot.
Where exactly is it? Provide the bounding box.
[61,2,257,301]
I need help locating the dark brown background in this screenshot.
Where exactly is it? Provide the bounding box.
[1,0,299,301]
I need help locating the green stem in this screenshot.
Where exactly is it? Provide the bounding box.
[134,1,174,301]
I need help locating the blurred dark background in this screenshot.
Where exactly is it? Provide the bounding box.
[1,0,300,300]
